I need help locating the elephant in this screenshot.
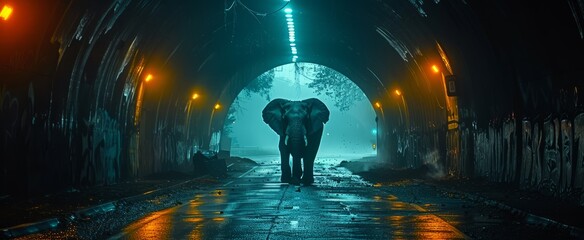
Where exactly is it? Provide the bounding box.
[262,98,330,185]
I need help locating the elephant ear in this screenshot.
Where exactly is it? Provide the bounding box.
[302,98,330,134]
[262,98,289,135]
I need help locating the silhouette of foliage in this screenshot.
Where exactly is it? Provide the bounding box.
[303,64,364,111]
[225,69,274,133]
[242,69,274,101]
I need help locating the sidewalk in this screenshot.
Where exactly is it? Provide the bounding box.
[0,156,257,239]
[430,178,584,236]
[4,157,583,238]
[339,160,584,238]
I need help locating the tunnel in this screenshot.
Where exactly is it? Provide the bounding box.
[1,0,584,238]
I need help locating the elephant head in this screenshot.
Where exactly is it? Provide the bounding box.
[262,98,330,158]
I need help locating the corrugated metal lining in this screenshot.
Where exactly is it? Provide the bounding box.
[471,114,584,202]
[393,113,584,204]
[0,0,583,200]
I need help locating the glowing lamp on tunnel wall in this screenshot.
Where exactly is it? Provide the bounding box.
[431,64,440,74]
[144,74,153,82]
[394,89,402,96]
[375,102,381,108]
[214,103,221,110]
[284,8,292,13]
[1,5,13,21]
[192,93,199,100]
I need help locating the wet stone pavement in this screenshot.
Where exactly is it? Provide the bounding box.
[11,156,576,239]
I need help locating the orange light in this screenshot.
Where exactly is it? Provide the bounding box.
[431,65,440,73]
[214,103,221,110]
[375,102,381,108]
[192,93,199,100]
[394,89,401,96]
[144,74,153,82]
[1,5,13,21]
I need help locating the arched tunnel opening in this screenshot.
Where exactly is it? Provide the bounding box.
[223,63,377,164]
[1,0,584,238]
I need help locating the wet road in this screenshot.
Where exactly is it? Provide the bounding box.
[107,157,467,239]
[107,157,568,239]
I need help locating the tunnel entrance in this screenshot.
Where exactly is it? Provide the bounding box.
[220,63,377,164]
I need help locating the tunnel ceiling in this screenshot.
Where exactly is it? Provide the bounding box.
[1,0,584,130]
[2,0,584,196]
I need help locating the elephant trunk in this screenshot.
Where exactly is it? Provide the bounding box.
[286,120,307,158]
[287,136,306,158]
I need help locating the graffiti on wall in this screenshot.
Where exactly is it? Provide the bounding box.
[77,109,121,186]
[471,114,584,202]
[575,114,584,204]
[469,119,515,182]
[393,129,444,174]
[542,118,561,195]
[0,84,72,195]
[561,119,573,195]
[389,113,582,202]
[520,120,533,188]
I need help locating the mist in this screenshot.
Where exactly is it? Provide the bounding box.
[227,63,377,159]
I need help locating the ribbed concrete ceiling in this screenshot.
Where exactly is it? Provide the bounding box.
[1,0,582,130]
[1,0,584,196]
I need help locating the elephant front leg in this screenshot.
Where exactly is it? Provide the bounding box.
[279,136,291,183]
[302,158,314,185]
[291,156,303,184]
[302,128,323,185]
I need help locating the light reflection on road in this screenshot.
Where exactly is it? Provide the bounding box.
[112,156,469,239]
[117,190,230,240]
[122,207,177,239]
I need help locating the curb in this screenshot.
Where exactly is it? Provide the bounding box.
[429,183,584,238]
[71,202,117,221]
[0,218,60,239]
[0,160,237,238]
[0,176,207,239]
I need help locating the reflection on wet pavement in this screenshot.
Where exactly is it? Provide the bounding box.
[112,157,470,239]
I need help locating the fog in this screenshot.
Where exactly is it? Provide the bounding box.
[227,63,377,159]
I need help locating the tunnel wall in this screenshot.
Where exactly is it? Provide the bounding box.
[385,0,584,204]
[1,0,584,203]
[471,115,584,199]
[0,0,203,197]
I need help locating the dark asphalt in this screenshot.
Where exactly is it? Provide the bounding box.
[106,157,573,240]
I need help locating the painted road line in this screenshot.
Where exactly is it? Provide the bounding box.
[410,202,471,239]
[223,166,259,187]
[238,166,258,178]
